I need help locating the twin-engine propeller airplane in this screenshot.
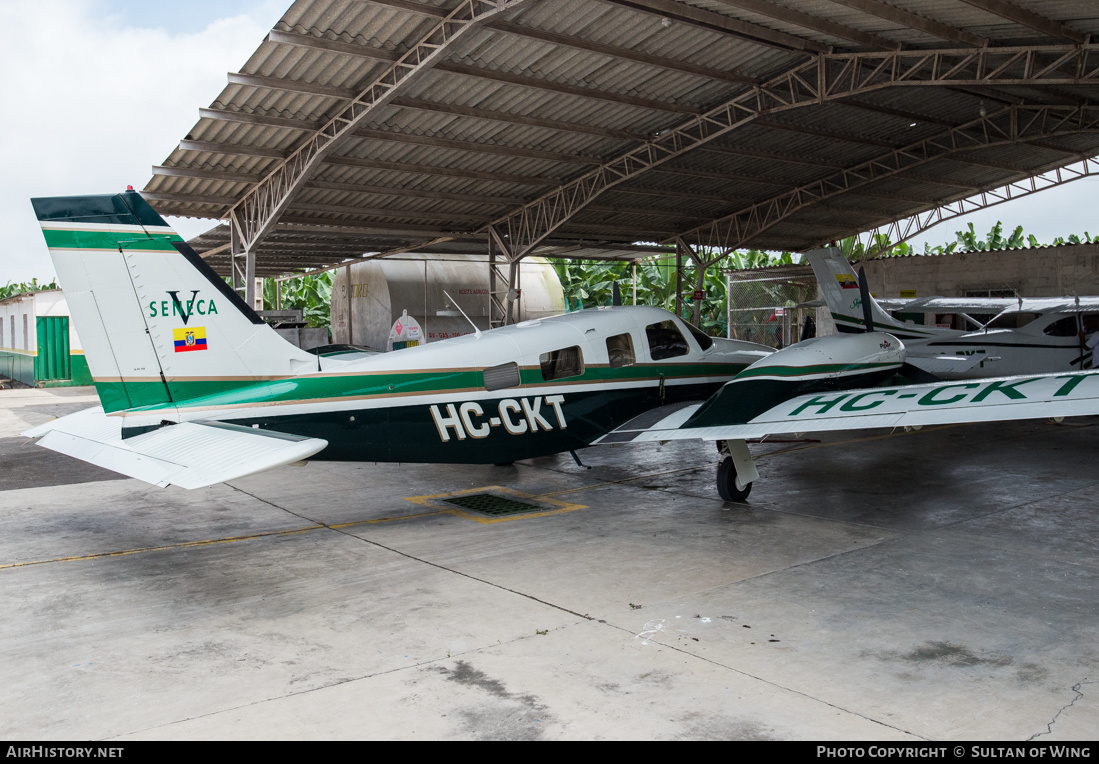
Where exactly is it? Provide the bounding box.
[808,249,1099,378]
[22,191,1099,502]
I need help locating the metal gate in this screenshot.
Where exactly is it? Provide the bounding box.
[726,265,816,349]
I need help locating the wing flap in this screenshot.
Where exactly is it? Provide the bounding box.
[24,407,327,489]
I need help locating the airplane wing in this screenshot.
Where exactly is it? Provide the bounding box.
[875,296,1099,314]
[22,407,328,489]
[875,297,1018,313]
[596,370,1099,443]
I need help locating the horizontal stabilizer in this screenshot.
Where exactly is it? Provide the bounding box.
[597,370,1099,443]
[23,408,327,489]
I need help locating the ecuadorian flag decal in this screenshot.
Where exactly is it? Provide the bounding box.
[173,326,208,353]
[836,273,858,289]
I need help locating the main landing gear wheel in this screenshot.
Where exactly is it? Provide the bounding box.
[717,457,752,502]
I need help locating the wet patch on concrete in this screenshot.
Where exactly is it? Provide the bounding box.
[1014,663,1049,684]
[675,712,779,741]
[882,641,1013,668]
[434,660,551,740]
[636,669,674,687]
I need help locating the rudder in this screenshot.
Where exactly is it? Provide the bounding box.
[805,247,902,334]
[32,190,315,413]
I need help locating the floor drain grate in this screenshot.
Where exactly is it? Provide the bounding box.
[442,493,547,517]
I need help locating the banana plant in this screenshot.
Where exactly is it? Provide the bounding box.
[264,272,334,328]
[0,278,58,300]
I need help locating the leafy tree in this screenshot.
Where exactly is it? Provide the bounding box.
[550,248,797,335]
[0,278,58,301]
[954,221,1027,251]
[547,221,1099,336]
[263,272,334,328]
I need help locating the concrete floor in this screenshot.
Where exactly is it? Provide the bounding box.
[1,387,1097,741]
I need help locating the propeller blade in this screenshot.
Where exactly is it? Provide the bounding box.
[857,266,874,333]
[612,281,622,307]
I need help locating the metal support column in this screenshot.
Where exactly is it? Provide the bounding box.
[229,218,245,297]
[487,227,521,328]
[676,238,706,326]
[245,250,257,310]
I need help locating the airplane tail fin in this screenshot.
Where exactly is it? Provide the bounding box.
[805,248,903,334]
[31,190,316,414]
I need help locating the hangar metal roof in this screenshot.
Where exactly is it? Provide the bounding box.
[145,0,1099,278]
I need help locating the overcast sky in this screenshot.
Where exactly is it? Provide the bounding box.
[4,0,1098,285]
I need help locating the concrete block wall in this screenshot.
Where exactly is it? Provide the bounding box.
[859,244,1099,300]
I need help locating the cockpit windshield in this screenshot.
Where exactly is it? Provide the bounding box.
[684,321,713,351]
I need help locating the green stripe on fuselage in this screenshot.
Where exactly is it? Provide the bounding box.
[120,362,749,415]
[733,361,898,379]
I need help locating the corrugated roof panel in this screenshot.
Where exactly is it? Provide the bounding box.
[688,0,903,50]
[140,0,1099,273]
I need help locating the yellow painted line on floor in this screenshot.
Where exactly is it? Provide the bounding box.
[0,524,324,570]
[1,488,587,570]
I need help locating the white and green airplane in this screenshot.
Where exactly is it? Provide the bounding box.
[808,248,1099,377]
[23,191,1099,501]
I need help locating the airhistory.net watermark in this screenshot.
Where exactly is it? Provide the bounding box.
[6,749,122,759]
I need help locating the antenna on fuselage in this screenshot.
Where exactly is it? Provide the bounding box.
[857,266,875,333]
[443,290,482,339]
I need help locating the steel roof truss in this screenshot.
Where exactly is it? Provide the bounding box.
[680,104,1099,251]
[851,156,1099,258]
[483,44,1099,263]
[229,0,536,253]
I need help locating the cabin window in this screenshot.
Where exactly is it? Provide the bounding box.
[986,312,1039,329]
[684,321,713,351]
[645,320,689,360]
[1044,316,1079,337]
[483,361,520,391]
[606,333,635,368]
[540,346,584,381]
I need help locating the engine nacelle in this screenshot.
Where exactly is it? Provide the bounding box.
[751,332,906,379]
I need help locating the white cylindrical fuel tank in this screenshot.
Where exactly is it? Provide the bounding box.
[331,255,565,350]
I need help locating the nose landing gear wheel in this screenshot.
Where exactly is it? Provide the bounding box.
[717,457,752,502]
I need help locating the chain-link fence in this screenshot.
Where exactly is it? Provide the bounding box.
[726,265,817,349]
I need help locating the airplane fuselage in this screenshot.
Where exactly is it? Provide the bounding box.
[837,317,1093,378]
[116,306,772,464]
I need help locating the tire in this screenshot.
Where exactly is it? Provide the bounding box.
[493,461,515,467]
[717,457,752,502]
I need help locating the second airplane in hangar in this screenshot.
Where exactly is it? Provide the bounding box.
[808,248,1099,378]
